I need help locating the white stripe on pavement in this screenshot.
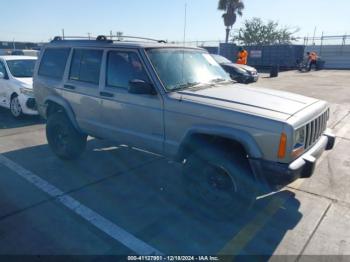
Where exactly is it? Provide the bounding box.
[0,154,163,255]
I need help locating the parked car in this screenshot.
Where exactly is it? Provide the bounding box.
[33,36,335,219]
[212,54,259,84]
[11,50,25,56]
[0,56,38,118]
[11,49,40,57]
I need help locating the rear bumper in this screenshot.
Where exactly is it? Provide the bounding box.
[251,129,335,190]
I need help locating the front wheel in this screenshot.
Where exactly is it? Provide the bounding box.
[10,95,23,118]
[182,145,257,220]
[46,112,87,160]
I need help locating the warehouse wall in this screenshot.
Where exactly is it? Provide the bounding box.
[305,45,350,69]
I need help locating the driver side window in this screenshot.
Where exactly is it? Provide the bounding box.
[106,51,149,89]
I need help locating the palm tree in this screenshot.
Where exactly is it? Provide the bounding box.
[218,0,245,43]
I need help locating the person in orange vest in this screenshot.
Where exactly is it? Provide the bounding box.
[236,47,248,65]
[308,51,318,71]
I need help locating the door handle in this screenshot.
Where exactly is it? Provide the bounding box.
[100,91,114,98]
[64,84,76,90]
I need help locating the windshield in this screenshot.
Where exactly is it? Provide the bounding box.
[212,54,232,64]
[6,59,36,78]
[146,48,231,91]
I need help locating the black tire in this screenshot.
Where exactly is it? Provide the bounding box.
[10,95,23,119]
[182,145,257,220]
[46,112,87,160]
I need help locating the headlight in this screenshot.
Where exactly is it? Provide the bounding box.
[20,87,34,96]
[292,128,306,158]
[294,128,306,148]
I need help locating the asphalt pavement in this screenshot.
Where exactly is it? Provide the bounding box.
[0,70,349,260]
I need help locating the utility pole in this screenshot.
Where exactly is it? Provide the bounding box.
[62,29,65,39]
[320,31,324,56]
[183,2,187,46]
[110,30,113,39]
[116,31,123,41]
[87,32,91,40]
[312,27,317,45]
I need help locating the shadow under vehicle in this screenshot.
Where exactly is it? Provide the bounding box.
[1,138,303,257]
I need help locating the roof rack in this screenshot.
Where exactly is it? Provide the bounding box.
[52,36,112,42]
[52,35,167,43]
[109,35,167,43]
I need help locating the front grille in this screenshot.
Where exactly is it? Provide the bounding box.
[304,110,329,149]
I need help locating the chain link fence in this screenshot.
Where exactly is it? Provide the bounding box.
[300,35,349,46]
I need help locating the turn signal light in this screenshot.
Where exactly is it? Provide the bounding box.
[278,133,287,159]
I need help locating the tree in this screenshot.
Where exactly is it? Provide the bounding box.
[218,0,245,43]
[236,18,298,45]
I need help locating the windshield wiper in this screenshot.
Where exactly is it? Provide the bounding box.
[210,78,236,85]
[171,81,202,91]
[210,78,229,83]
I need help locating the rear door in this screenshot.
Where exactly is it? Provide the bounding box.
[99,49,164,154]
[62,48,104,136]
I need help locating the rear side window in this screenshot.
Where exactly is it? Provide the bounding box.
[38,48,70,79]
[69,49,103,85]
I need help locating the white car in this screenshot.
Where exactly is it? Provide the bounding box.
[0,56,38,118]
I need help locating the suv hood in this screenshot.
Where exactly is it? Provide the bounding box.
[234,64,257,72]
[178,84,319,120]
[222,63,256,72]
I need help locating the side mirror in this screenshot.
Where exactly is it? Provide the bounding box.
[0,72,4,79]
[129,79,156,95]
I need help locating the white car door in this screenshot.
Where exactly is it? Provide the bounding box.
[0,60,10,108]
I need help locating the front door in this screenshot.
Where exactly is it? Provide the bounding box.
[99,49,164,154]
[0,61,10,107]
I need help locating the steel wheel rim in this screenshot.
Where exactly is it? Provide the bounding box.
[53,125,69,152]
[196,163,238,207]
[11,97,22,117]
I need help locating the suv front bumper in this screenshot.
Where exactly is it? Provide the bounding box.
[18,94,39,115]
[251,129,336,190]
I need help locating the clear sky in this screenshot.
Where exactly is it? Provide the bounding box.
[0,0,349,42]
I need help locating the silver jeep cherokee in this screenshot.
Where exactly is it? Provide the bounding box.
[33,36,335,216]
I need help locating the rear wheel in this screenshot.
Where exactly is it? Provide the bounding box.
[10,95,23,118]
[298,62,308,72]
[182,145,257,220]
[46,112,87,160]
